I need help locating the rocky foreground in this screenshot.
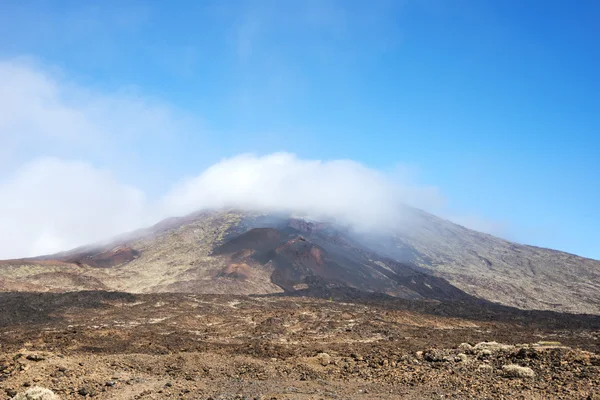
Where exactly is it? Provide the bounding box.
[0,292,598,399]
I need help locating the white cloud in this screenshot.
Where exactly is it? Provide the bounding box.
[0,150,508,259]
[0,59,192,258]
[162,152,445,232]
[0,153,449,258]
[0,158,147,258]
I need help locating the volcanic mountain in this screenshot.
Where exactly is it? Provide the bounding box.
[0,209,599,314]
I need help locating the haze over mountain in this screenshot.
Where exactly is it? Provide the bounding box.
[0,152,445,259]
[1,208,598,315]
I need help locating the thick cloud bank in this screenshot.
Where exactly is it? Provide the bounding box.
[0,153,443,258]
[163,153,442,231]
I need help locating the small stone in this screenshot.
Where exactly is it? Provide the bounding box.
[458,343,473,353]
[78,386,96,397]
[26,354,45,362]
[477,349,492,359]
[423,349,445,362]
[13,387,59,400]
[502,364,535,379]
[477,364,494,373]
[514,347,539,360]
[317,352,331,366]
[473,341,513,353]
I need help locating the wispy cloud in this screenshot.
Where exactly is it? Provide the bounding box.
[0,58,196,173]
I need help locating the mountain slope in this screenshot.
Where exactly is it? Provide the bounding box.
[0,209,598,314]
[0,210,474,304]
[360,209,600,314]
[212,226,470,302]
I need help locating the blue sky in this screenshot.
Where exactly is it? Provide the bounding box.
[0,0,598,259]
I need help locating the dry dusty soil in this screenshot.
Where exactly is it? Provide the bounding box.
[0,291,599,399]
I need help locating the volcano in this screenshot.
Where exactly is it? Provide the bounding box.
[0,209,599,314]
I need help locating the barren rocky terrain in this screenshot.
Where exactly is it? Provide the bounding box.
[1,209,599,314]
[0,291,599,399]
[1,209,599,399]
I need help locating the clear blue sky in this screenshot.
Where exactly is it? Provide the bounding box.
[0,0,599,259]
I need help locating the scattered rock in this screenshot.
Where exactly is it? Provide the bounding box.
[317,352,331,366]
[458,343,473,353]
[423,349,445,362]
[25,355,45,362]
[77,387,95,397]
[502,364,535,379]
[473,342,514,353]
[477,364,494,374]
[477,349,492,359]
[536,341,562,347]
[513,347,539,359]
[0,293,596,399]
[14,386,60,400]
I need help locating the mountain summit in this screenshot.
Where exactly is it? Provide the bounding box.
[1,209,598,314]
